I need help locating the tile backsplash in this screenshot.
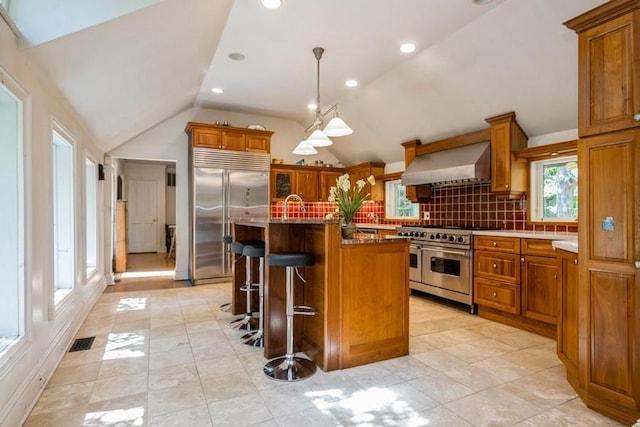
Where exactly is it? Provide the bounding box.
[270,182,578,233]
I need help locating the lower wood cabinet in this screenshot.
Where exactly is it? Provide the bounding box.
[557,248,579,391]
[473,235,559,338]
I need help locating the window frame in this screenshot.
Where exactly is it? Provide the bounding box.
[384,178,420,221]
[51,120,77,314]
[84,154,99,279]
[0,66,29,366]
[517,140,579,225]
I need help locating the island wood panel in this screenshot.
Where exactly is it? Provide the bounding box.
[557,249,579,392]
[339,241,409,368]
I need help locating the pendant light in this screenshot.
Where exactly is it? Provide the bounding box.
[293,47,353,154]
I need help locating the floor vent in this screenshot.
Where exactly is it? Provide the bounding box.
[69,337,95,352]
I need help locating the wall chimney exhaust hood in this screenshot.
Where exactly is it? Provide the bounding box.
[401,141,491,186]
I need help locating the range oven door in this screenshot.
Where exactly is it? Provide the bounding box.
[409,244,422,284]
[421,246,471,294]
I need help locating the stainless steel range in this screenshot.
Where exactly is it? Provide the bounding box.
[397,226,475,313]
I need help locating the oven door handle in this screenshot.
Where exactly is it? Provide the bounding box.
[421,247,470,257]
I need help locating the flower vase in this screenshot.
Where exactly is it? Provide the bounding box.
[342,223,357,239]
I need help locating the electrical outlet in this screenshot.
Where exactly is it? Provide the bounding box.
[423,211,430,220]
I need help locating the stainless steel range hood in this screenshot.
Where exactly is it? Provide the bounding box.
[401,141,491,186]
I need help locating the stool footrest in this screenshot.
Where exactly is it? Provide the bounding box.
[293,305,316,316]
[239,284,260,292]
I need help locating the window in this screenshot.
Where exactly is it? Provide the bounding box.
[385,179,419,220]
[529,155,578,222]
[85,157,98,276]
[0,70,25,357]
[52,128,75,305]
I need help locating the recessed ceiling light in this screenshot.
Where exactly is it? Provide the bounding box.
[345,80,358,88]
[228,52,245,61]
[211,88,224,94]
[400,43,416,53]
[261,0,281,9]
[472,0,493,5]
[307,103,317,110]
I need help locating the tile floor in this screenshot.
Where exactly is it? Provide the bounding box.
[24,282,624,426]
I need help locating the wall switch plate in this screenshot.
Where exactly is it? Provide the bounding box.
[423,211,430,220]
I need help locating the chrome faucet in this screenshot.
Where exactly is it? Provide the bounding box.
[283,194,305,219]
[368,212,379,224]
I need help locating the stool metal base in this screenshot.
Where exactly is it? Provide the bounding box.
[229,315,258,331]
[263,356,317,382]
[241,330,263,347]
[219,302,232,312]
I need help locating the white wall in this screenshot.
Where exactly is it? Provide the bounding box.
[166,166,176,224]
[0,17,108,427]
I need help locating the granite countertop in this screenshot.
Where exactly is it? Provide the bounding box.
[342,235,410,245]
[354,223,398,231]
[472,229,578,240]
[232,218,340,226]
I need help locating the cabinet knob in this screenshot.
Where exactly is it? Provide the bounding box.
[521,257,525,262]
[492,241,497,247]
[574,258,578,265]
[492,263,497,269]
[554,274,558,280]
[504,184,509,188]
[552,247,557,252]
[492,292,498,297]
[634,113,640,122]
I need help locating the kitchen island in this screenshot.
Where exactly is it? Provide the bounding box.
[232,219,410,371]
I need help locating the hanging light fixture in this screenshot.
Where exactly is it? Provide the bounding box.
[292,140,318,155]
[293,47,353,154]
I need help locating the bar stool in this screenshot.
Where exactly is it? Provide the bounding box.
[264,252,316,381]
[240,244,266,347]
[229,240,265,331]
[219,236,234,313]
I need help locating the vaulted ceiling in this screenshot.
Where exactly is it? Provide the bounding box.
[8,0,606,164]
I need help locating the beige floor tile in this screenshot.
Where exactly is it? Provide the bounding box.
[408,372,476,404]
[149,333,190,354]
[149,346,193,370]
[84,391,147,426]
[22,405,88,427]
[147,380,207,418]
[148,405,212,427]
[98,355,149,379]
[207,392,273,426]
[259,382,316,418]
[201,371,259,403]
[30,382,93,416]
[407,405,474,426]
[89,373,147,404]
[148,362,199,390]
[46,361,101,388]
[377,355,438,381]
[195,355,245,380]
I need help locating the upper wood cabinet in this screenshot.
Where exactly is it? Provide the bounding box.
[270,164,344,202]
[319,170,342,202]
[295,169,320,202]
[185,122,273,153]
[565,4,640,137]
[346,162,385,201]
[485,112,528,199]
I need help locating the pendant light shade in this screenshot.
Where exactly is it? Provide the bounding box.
[292,140,318,155]
[305,129,333,147]
[292,47,353,155]
[323,116,353,137]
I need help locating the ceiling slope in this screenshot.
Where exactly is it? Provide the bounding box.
[26,0,233,152]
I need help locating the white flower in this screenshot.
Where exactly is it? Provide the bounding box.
[325,212,334,219]
[328,194,336,202]
[367,175,375,186]
[356,179,366,189]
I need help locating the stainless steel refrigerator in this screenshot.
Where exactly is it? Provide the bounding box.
[189,148,269,284]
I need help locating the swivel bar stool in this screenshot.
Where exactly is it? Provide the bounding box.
[240,244,266,347]
[229,240,264,331]
[264,251,316,381]
[219,235,234,312]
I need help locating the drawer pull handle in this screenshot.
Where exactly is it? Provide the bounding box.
[492,292,498,297]
[492,242,497,247]
[554,274,558,280]
[574,259,578,265]
[492,263,497,269]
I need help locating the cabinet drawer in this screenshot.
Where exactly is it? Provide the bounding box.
[474,235,520,253]
[522,239,557,257]
[474,277,521,314]
[474,250,521,283]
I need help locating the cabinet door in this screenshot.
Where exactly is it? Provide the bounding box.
[221,132,246,151]
[193,129,221,148]
[578,12,640,136]
[558,250,579,384]
[246,135,270,153]
[521,255,559,325]
[320,171,341,202]
[580,130,639,418]
[295,170,319,201]
[270,169,293,201]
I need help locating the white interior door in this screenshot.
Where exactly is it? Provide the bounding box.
[128,179,158,253]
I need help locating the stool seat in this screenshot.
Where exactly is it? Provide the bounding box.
[230,241,244,254]
[268,252,315,267]
[243,245,265,258]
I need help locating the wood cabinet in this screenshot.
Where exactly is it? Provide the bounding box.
[294,169,320,202]
[474,236,558,338]
[565,3,640,423]
[578,129,640,424]
[567,5,640,137]
[319,170,342,201]
[115,200,127,273]
[346,162,385,201]
[485,112,528,199]
[185,122,272,153]
[557,248,579,392]
[474,236,521,314]
[521,240,559,325]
